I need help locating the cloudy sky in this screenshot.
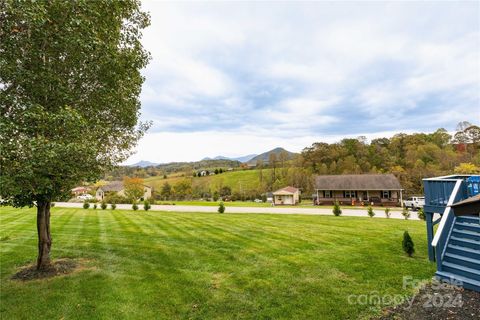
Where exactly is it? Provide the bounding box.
[126,1,480,164]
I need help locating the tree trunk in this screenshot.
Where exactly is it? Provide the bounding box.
[36,201,52,270]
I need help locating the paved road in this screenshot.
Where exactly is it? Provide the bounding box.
[55,202,420,220]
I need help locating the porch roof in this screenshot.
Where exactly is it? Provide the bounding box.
[314,174,402,191]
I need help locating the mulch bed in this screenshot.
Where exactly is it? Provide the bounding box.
[377,282,480,320]
[11,258,80,281]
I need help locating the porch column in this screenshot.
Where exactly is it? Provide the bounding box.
[426,211,435,261]
[400,190,403,207]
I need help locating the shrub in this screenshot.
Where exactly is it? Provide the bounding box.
[417,208,425,221]
[111,203,116,210]
[332,201,342,216]
[218,201,225,213]
[93,203,97,209]
[132,202,138,211]
[144,200,151,211]
[104,193,128,204]
[402,207,411,220]
[213,191,219,202]
[83,201,90,209]
[402,231,415,257]
[367,206,375,218]
[50,202,56,208]
[101,201,107,210]
[384,208,391,218]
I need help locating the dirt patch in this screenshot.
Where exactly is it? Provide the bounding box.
[376,282,480,320]
[11,258,90,281]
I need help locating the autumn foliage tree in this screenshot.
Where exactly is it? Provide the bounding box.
[123,177,145,201]
[0,1,150,270]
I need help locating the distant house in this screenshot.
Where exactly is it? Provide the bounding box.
[313,174,403,206]
[200,170,207,176]
[95,181,152,201]
[273,186,300,205]
[71,186,91,197]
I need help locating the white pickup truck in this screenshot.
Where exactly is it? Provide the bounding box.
[403,196,425,210]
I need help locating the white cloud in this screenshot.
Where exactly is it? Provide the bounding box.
[128,1,479,162]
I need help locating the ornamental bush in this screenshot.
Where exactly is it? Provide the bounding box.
[144,200,151,211]
[111,203,117,210]
[402,207,411,220]
[402,231,415,257]
[384,208,391,218]
[332,201,342,216]
[83,201,90,209]
[132,202,138,211]
[367,206,375,218]
[417,208,425,221]
[101,201,107,210]
[218,201,225,213]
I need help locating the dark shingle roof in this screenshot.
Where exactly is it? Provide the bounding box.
[314,174,402,190]
[100,181,124,192]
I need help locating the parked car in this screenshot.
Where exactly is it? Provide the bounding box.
[77,194,93,200]
[403,196,425,210]
[254,199,263,203]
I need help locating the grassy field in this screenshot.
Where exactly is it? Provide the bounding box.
[144,168,270,194]
[1,207,434,319]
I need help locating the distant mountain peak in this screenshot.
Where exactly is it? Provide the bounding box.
[129,160,159,168]
[247,147,297,165]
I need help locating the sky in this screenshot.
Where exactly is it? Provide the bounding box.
[126,1,480,164]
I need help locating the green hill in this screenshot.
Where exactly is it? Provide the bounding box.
[144,168,273,195]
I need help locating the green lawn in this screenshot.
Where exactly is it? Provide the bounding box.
[0,207,434,319]
[155,200,272,207]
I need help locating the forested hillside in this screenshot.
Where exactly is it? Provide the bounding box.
[301,124,479,194]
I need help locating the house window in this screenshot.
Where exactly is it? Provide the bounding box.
[344,191,357,198]
[323,190,332,198]
[382,190,391,199]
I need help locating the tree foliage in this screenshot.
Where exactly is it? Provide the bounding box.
[123,176,145,201]
[0,0,150,206]
[0,0,150,269]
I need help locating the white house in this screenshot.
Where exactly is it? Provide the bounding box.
[272,186,300,205]
[96,181,153,201]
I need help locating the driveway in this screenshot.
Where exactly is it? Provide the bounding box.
[54,202,420,220]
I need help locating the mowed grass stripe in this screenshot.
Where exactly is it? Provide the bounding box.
[1,207,435,319]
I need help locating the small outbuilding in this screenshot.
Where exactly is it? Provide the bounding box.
[272,186,300,205]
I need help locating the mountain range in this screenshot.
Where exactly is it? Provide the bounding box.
[201,154,258,163]
[202,147,297,165]
[129,147,297,168]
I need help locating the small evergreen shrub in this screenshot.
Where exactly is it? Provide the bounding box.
[144,200,151,211]
[93,203,97,209]
[332,201,342,216]
[111,203,116,210]
[83,201,90,209]
[384,208,391,218]
[367,206,375,218]
[132,202,138,211]
[417,208,425,221]
[402,207,410,220]
[402,231,415,257]
[50,202,56,208]
[101,201,107,210]
[218,201,225,213]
